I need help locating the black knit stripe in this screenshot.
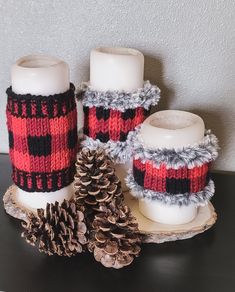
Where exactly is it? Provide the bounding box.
[133,165,146,187]
[83,106,89,116]
[96,107,110,120]
[6,83,75,101]
[6,83,76,118]
[96,132,110,143]
[121,108,136,120]
[94,131,128,143]
[12,164,76,192]
[27,135,52,156]
[119,132,128,142]
[83,127,89,136]
[83,106,90,136]
[166,178,190,194]
[84,106,149,122]
[8,131,14,149]
[36,99,42,116]
[67,128,78,149]
[206,171,211,184]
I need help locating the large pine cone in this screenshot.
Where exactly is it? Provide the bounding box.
[22,200,87,257]
[88,202,141,269]
[74,149,123,212]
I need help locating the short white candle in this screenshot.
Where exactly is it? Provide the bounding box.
[140,110,205,149]
[12,55,69,95]
[11,55,74,212]
[138,110,205,225]
[90,47,144,190]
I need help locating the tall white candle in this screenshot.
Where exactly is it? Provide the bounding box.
[138,110,205,224]
[90,47,144,91]
[11,55,74,211]
[90,47,144,190]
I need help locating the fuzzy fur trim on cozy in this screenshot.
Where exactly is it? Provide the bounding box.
[127,127,219,169]
[76,81,160,112]
[126,170,215,206]
[81,134,133,164]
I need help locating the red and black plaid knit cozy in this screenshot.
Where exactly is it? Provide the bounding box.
[6,84,78,192]
[83,106,149,142]
[78,81,161,148]
[126,127,219,205]
[132,159,211,194]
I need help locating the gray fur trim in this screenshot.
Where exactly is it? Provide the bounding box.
[81,135,133,163]
[76,81,160,112]
[125,171,215,206]
[127,127,219,169]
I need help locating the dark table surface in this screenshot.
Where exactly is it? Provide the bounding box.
[0,154,235,292]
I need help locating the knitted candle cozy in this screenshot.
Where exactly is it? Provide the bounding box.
[126,127,219,206]
[6,84,78,192]
[77,81,160,163]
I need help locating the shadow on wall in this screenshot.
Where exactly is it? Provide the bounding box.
[74,58,89,84]
[75,58,90,131]
[188,107,229,169]
[144,54,175,113]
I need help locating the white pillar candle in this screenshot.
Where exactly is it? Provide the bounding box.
[11,55,74,211]
[90,47,144,91]
[138,110,205,225]
[90,47,144,190]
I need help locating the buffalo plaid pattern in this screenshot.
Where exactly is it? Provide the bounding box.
[6,84,78,192]
[133,159,210,194]
[83,106,149,142]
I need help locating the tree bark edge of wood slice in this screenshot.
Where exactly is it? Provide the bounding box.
[3,185,29,222]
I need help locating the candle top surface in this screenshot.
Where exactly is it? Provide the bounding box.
[14,55,65,69]
[147,110,203,130]
[93,47,143,57]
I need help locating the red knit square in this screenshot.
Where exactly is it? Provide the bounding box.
[50,116,69,135]
[11,150,30,172]
[13,134,28,153]
[11,115,27,136]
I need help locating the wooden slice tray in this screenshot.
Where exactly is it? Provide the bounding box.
[3,185,217,244]
[124,192,217,243]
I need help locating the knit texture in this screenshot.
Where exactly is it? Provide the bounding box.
[6,84,78,192]
[78,81,160,162]
[126,171,215,206]
[83,106,148,143]
[126,127,219,205]
[133,159,210,194]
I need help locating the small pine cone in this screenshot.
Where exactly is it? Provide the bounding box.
[21,200,87,257]
[74,148,123,213]
[88,203,141,269]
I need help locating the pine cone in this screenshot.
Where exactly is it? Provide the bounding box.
[74,148,123,213]
[88,202,141,269]
[21,200,87,257]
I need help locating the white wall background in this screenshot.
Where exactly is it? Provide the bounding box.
[0,0,234,171]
